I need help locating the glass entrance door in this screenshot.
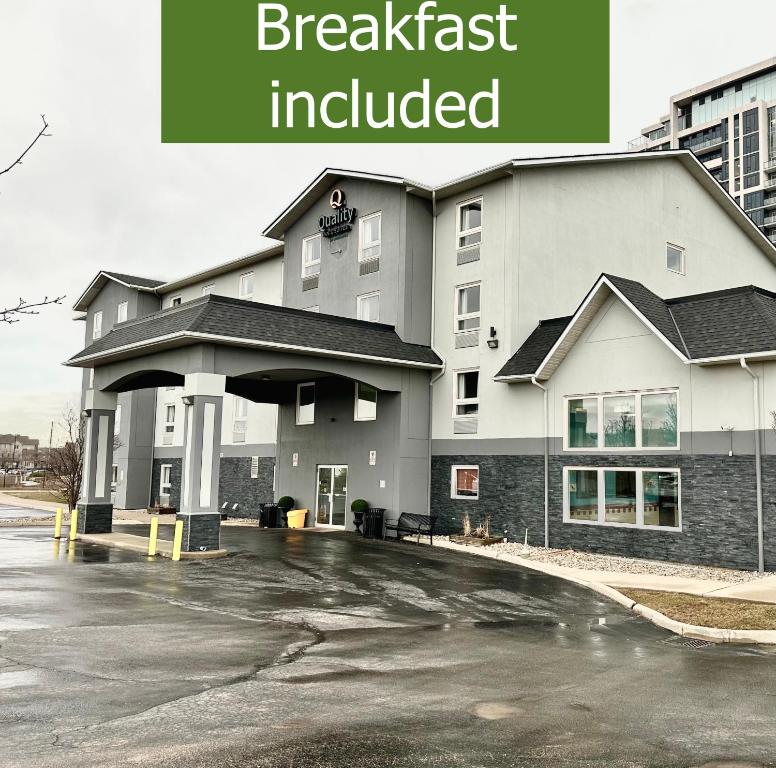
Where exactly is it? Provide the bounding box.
[316,466,348,527]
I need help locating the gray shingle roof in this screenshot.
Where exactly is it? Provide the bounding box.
[667,286,776,358]
[495,317,571,378]
[68,295,442,368]
[603,274,688,354]
[497,276,776,379]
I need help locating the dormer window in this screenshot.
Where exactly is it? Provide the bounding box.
[116,301,128,323]
[169,296,182,307]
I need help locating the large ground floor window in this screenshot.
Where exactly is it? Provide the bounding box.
[564,466,681,530]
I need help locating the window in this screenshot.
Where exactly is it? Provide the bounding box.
[454,370,479,417]
[202,284,215,296]
[92,311,103,340]
[239,272,254,300]
[457,198,483,249]
[455,283,481,332]
[666,244,685,275]
[250,456,260,479]
[354,382,377,421]
[357,291,380,322]
[169,296,182,307]
[359,211,381,262]
[564,467,680,530]
[114,405,122,437]
[116,301,128,323]
[233,397,248,443]
[296,383,315,425]
[111,465,118,491]
[451,465,479,500]
[304,305,320,313]
[302,234,322,278]
[163,404,176,445]
[565,390,678,451]
[160,464,172,499]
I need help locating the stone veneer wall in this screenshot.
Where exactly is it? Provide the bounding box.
[218,456,275,518]
[151,457,275,518]
[432,454,774,571]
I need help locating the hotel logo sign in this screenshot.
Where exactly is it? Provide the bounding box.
[319,188,357,238]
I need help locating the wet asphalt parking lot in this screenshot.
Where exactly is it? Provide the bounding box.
[0,523,775,768]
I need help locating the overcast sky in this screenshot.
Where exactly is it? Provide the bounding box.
[1,0,775,444]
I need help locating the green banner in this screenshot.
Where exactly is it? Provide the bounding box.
[162,0,610,143]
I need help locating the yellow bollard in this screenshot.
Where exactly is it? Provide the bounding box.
[171,519,183,562]
[53,508,63,539]
[148,516,159,557]
[68,508,78,542]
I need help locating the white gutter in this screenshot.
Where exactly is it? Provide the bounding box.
[531,376,550,548]
[740,357,765,573]
[428,189,447,513]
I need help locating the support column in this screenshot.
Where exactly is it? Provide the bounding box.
[78,389,118,534]
[177,373,225,552]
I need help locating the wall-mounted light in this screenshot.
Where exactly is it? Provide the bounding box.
[182,395,194,406]
[487,326,499,350]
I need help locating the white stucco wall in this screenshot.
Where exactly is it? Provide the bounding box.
[432,157,776,442]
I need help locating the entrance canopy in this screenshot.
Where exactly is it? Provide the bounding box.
[65,294,442,397]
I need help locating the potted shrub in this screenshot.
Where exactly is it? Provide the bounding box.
[351,499,369,534]
[277,495,295,528]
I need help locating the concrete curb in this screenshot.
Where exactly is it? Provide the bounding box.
[431,539,776,645]
[79,533,228,560]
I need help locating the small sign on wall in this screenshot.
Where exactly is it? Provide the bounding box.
[292,452,299,467]
[369,450,377,466]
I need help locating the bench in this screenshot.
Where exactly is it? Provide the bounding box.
[384,513,438,544]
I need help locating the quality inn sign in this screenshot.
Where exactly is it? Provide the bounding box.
[319,189,357,238]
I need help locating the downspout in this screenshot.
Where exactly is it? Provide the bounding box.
[531,376,549,548]
[428,189,447,513]
[740,357,765,574]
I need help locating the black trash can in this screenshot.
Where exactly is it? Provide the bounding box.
[363,508,385,539]
[259,503,279,529]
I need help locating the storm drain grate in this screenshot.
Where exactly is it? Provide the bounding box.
[660,636,715,650]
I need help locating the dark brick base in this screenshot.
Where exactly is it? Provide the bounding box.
[432,454,774,572]
[178,513,221,552]
[151,457,274,519]
[76,503,113,534]
[218,457,275,518]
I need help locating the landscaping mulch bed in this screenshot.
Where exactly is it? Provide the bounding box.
[620,589,776,631]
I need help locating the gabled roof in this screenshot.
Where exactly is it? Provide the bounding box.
[495,316,571,379]
[496,275,776,382]
[66,294,442,370]
[263,168,433,239]
[73,271,166,312]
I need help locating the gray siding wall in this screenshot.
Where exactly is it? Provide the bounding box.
[276,372,431,529]
[432,453,775,571]
[282,179,433,345]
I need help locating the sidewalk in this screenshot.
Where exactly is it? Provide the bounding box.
[0,491,59,513]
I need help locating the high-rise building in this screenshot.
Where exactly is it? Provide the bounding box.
[629,58,776,245]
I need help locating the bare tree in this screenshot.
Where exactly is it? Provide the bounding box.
[0,115,51,179]
[0,295,65,325]
[47,408,84,512]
